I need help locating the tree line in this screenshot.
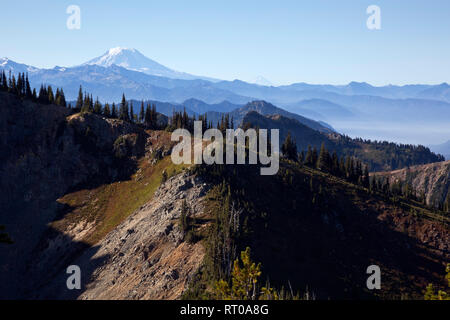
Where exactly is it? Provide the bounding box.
[75,88,160,129]
[0,71,231,133]
[282,133,370,187]
[0,73,163,130]
[166,109,235,134]
[0,70,67,107]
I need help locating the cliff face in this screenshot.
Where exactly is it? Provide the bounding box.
[373,160,450,206]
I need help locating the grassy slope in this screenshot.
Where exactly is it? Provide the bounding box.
[52,146,189,246]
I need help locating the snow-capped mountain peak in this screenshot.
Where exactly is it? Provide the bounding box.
[83,47,161,70]
[82,47,216,81]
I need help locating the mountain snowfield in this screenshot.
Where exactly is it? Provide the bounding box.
[1,47,450,147]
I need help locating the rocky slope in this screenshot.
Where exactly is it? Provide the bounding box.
[28,172,209,299]
[373,160,450,206]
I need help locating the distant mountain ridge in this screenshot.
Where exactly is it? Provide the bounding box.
[2,50,450,104]
[2,49,450,146]
[127,99,334,133]
[242,111,445,172]
[233,101,334,133]
[0,60,253,104]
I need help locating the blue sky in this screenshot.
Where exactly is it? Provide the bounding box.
[1,0,449,85]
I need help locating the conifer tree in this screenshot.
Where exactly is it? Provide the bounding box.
[38,85,48,104]
[60,88,67,107]
[10,75,17,94]
[75,85,83,110]
[363,165,370,188]
[281,132,298,161]
[55,88,60,104]
[103,103,111,117]
[111,102,117,118]
[119,93,129,121]
[0,71,6,90]
[331,151,339,175]
[7,71,12,92]
[25,73,32,98]
[21,73,26,96]
[81,92,90,113]
[89,94,94,111]
[317,143,331,171]
[93,97,102,114]
[384,177,391,195]
[356,160,363,178]
[370,176,376,192]
[47,86,54,104]
[16,73,23,96]
[139,101,145,123]
[345,156,352,179]
[179,199,189,233]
